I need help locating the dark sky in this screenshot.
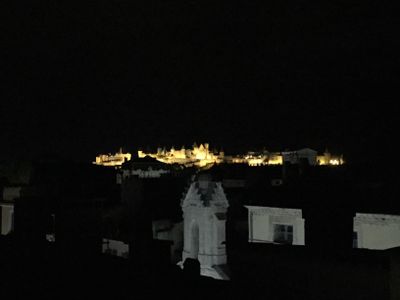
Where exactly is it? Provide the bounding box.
[1,2,397,163]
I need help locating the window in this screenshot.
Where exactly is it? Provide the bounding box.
[273,224,293,245]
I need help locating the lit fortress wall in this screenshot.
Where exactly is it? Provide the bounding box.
[93,148,131,167]
[94,144,344,168]
[317,150,345,165]
[138,143,224,168]
[138,143,285,167]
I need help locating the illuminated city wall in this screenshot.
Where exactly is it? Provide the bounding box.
[317,153,344,165]
[93,149,132,167]
[138,143,224,167]
[95,144,343,168]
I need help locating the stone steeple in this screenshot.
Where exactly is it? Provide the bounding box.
[180,174,229,280]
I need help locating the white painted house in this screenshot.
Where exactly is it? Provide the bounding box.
[245,206,305,245]
[353,213,400,250]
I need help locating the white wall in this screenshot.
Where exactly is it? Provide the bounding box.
[246,206,305,245]
[1,204,14,235]
[182,207,228,267]
[354,213,400,250]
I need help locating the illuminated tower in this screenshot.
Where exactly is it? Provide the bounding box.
[180,174,229,280]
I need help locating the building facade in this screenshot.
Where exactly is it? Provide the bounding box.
[354,213,400,250]
[180,174,229,280]
[245,206,305,245]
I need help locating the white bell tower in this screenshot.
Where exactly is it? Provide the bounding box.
[180,174,229,280]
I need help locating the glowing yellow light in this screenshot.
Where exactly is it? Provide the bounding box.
[95,145,343,168]
[93,150,132,167]
[135,143,223,168]
[329,159,340,165]
[267,155,283,165]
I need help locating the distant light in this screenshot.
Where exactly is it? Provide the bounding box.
[329,159,340,165]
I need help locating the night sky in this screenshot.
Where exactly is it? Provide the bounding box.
[1,2,397,163]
